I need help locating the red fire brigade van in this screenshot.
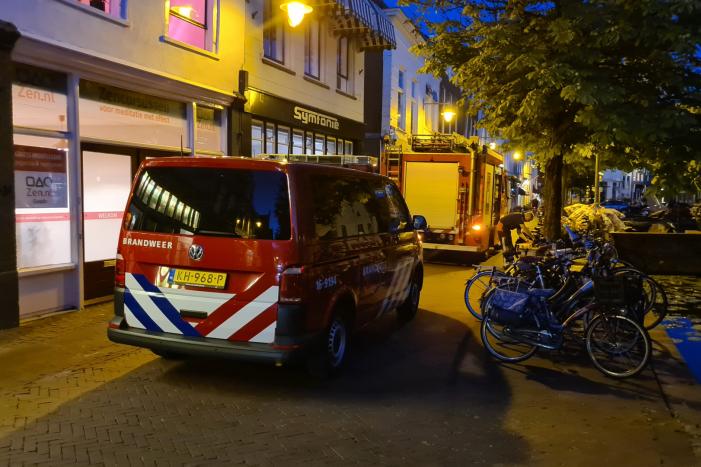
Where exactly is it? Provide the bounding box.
[108,156,426,374]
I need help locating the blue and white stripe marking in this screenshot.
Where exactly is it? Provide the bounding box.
[124,273,235,335]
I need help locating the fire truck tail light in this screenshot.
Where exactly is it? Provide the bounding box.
[115,252,125,288]
[279,266,305,303]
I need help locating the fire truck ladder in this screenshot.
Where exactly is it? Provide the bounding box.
[383,145,403,184]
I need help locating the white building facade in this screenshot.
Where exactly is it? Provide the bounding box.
[364,8,441,155]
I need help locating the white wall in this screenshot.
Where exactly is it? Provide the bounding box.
[244,0,364,123]
[2,0,244,101]
[382,9,441,149]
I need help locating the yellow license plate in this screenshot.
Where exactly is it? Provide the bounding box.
[171,268,227,289]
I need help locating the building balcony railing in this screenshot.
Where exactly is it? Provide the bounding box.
[313,0,396,50]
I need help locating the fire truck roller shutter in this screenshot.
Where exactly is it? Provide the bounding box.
[403,162,460,230]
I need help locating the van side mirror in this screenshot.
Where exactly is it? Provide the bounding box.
[413,215,427,230]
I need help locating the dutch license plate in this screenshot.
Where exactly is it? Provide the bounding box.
[170,268,227,289]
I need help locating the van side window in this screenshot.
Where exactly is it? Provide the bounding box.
[311,176,383,240]
[382,182,412,233]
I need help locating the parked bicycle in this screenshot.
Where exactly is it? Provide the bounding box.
[480,246,651,378]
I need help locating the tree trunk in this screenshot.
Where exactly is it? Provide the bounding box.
[542,153,564,241]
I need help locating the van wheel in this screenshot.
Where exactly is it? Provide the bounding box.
[306,313,349,378]
[396,270,421,322]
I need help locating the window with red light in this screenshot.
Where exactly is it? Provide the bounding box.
[168,0,216,52]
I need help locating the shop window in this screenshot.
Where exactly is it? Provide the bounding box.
[345,140,353,155]
[251,120,264,156]
[263,0,285,64]
[305,132,313,155]
[292,129,304,154]
[314,135,324,155]
[337,36,351,94]
[304,18,321,79]
[167,0,218,52]
[196,105,224,154]
[76,0,124,17]
[13,136,72,270]
[337,140,345,155]
[326,137,336,155]
[277,125,290,154]
[265,123,276,153]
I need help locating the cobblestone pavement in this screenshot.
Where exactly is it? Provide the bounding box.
[0,265,699,466]
[653,275,701,319]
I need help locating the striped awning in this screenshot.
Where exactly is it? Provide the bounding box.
[313,0,396,50]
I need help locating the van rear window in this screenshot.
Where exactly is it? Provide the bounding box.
[125,167,291,240]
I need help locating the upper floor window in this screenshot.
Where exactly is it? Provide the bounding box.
[264,0,285,63]
[167,0,218,52]
[304,18,321,79]
[397,70,406,131]
[76,0,124,17]
[337,36,351,94]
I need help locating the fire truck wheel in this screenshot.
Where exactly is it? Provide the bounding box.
[396,270,421,322]
[306,313,349,378]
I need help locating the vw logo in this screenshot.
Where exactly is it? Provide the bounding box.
[188,244,204,261]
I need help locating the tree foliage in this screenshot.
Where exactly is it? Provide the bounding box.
[404,0,701,238]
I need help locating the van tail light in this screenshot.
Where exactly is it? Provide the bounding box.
[278,266,305,304]
[115,252,125,288]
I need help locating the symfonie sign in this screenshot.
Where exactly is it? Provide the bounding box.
[293,106,340,130]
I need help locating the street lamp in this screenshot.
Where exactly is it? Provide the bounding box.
[441,109,456,123]
[280,1,313,27]
[513,151,522,160]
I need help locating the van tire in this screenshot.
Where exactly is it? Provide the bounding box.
[396,270,421,322]
[306,313,349,378]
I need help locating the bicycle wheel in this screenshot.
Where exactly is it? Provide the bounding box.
[480,303,538,363]
[585,314,651,378]
[464,270,507,320]
[612,269,668,330]
[642,276,668,330]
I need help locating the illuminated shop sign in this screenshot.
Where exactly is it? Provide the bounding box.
[293,106,340,130]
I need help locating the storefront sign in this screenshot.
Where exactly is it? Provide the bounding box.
[245,89,365,139]
[14,146,68,209]
[12,84,68,132]
[293,106,340,130]
[79,81,189,149]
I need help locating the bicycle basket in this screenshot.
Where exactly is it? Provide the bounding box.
[593,275,643,308]
[489,289,530,325]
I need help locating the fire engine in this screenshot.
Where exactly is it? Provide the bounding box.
[381,134,508,258]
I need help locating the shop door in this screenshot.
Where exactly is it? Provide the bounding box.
[82,150,134,301]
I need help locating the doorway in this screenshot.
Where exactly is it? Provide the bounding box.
[81,143,177,302]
